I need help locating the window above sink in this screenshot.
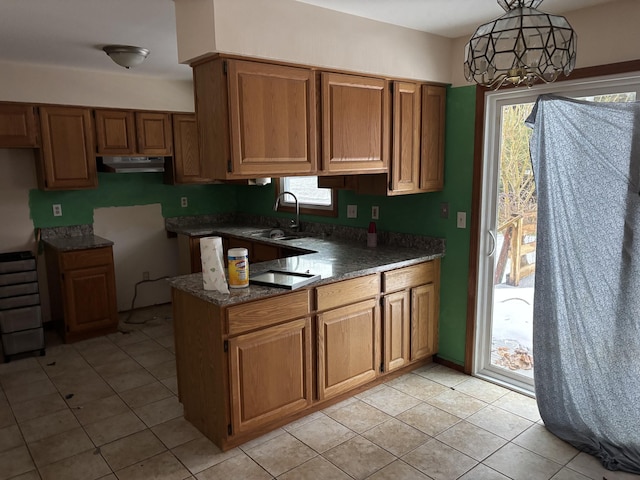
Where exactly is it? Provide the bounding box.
[276,177,337,217]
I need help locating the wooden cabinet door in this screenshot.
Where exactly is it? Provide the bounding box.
[390,81,421,194]
[172,113,210,183]
[317,298,380,400]
[38,106,97,190]
[0,104,38,147]
[228,317,312,434]
[189,236,203,274]
[419,85,446,192]
[135,112,172,155]
[411,283,438,360]
[62,264,118,335]
[252,243,280,263]
[94,109,136,155]
[227,60,317,177]
[321,72,389,174]
[383,290,411,373]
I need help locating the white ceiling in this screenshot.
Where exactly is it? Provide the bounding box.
[0,0,618,81]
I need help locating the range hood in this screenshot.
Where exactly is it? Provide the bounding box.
[98,156,165,173]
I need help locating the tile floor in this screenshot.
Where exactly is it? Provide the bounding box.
[0,304,638,480]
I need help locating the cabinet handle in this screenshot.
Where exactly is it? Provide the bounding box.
[488,230,496,257]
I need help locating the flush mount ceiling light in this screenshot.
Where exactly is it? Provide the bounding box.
[103,45,150,69]
[464,0,577,90]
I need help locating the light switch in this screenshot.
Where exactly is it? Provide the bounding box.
[440,202,449,219]
[457,211,467,229]
[347,205,357,218]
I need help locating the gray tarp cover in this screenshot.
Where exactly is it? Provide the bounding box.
[527,94,640,473]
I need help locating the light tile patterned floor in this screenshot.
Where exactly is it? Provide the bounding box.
[0,304,638,480]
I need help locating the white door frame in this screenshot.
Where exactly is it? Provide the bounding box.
[473,73,640,395]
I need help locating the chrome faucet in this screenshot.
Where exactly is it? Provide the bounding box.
[273,191,299,231]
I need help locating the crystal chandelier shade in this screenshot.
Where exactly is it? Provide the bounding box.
[464,0,577,89]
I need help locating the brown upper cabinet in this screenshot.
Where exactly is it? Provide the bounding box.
[36,106,97,190]
[94,109,173,156]
[0,104,39,147]
[169,113,206,184]
[194,58,317,179]
[355,82,446,196]
[191,55,443,191]
[321,72,389,174]
[389,81,421,194]
[419,84,446,192]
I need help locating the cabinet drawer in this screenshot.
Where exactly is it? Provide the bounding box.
[227,289,310,336]
[316,274,380,311]
[2,328,44,355]
[61,247,113,270]
[0,282,39,299]
[0,305,42,333]
[383,262,435,293]
[0,293,40,310]
[0,258,36,274]
[0,270,38,286]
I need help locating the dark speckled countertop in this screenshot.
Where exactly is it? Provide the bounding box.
[43,235,114,251]
[40,225,114,252]
[166,221,445,307]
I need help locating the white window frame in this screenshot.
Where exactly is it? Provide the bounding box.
[277,176,337,216]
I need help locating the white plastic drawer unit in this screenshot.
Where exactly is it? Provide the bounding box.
[0,250,44,361]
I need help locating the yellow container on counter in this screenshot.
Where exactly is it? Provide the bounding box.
[228,247,249,288]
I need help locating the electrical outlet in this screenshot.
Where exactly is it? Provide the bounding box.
[180,197,188,208]
[347,205,357,218]
[52,204,62,217]
[142,271,150,281]
[440,202,449,219]
[457,211,467,229]
[371,206,379,220]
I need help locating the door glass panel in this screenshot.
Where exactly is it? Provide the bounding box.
[491,102,536,381]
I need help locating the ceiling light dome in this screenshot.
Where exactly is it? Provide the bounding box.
[103,45,150,69]
[464,0,577,89]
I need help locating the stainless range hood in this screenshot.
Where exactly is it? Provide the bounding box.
[98,156,165,173]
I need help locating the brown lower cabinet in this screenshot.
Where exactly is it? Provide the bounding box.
[228,316,313,434]
[44,245,118,343]
[171,258,440,451]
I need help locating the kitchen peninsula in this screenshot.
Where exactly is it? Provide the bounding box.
[167,219,445,450]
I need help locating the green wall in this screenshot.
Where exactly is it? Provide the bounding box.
[237,85,477,365]
[28,85,476,365]
[29,173,238,228]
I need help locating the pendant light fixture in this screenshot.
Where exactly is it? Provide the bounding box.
[103,45,150,69]
[464,0,577,89]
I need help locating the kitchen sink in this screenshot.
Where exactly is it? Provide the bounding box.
[246,229,309,241]
[277,236,308,241]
